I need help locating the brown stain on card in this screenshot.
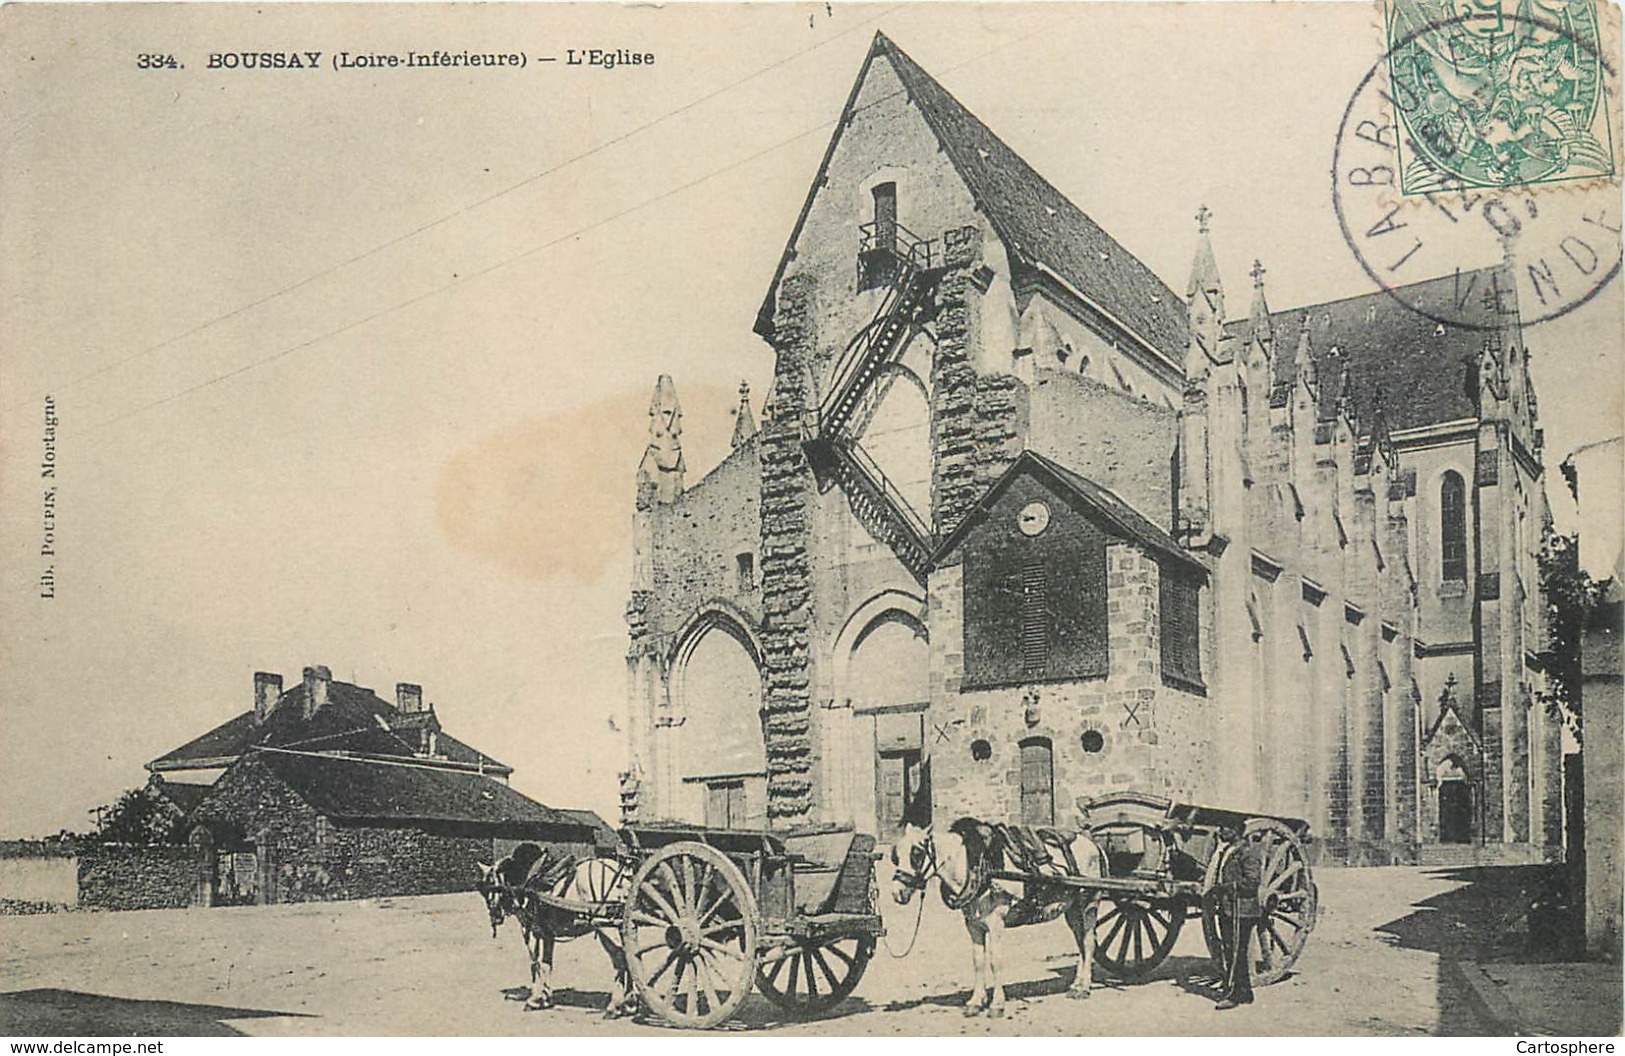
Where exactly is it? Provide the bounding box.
[435,383,735,583]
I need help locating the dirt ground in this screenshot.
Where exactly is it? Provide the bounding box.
[1,864,1619,1037]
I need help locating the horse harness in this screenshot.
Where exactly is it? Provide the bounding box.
[896,824,1084,913]
[891,828,991,911]
[480,852,600,939]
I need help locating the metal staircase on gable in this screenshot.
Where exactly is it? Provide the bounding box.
[817,223,943,439]
[802,225,945,582]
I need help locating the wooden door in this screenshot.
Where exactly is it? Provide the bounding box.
[706,780,745,829]
[1439,781,1472,843]
[1020,739,1054,826]
[877,749,922,834]
[872,182,897,251]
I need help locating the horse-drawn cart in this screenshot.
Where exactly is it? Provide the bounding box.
[990,791,1319,986]
[509,823,883,1029]
[618,825,884,1028]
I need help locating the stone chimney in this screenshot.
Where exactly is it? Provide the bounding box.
[396,682,424,713]
[253,672,283,725]
[302,665,332,719]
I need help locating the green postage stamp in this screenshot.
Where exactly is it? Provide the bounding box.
[1384,0,1619,193]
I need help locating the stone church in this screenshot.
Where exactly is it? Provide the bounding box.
[620,33,1561,864]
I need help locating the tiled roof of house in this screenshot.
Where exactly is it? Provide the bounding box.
[1228,267,1504,433]
[147,677,510,776]
[558,808,621,850]
[252,751,583,839]
[149,779,212,816]
[755,33,1188,364]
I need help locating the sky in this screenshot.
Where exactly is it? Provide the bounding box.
[1,2,1620,837]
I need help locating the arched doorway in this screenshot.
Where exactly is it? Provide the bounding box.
[1437,756,1473,844]
[846,610,930,836]
[671,619,767,828]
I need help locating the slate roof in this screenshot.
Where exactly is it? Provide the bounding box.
[558,808,622,850]
[756,33,1188,363]
[1228,267,1505,433]
[933,450,1206,575]
[147,678,510,776]
[150,779,212,816]
[252,750,583,838]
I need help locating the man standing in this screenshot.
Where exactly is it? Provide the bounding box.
[1214,825,1263,1010]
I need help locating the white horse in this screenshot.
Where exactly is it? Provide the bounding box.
[890,817,1106,1018]
[476,843,639,1018]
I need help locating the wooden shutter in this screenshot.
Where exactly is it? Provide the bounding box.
[1020,557,1048,677]
[1019,739,1054,825]
[1042,521,1108,681]
[963,489,1110,688]
[1159,566,1202,686]
[706,781,744,829]
[964,544,1026,689]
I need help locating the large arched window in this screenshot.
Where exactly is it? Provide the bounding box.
[856,365,931,524]
[675,620,767,828]
[1019,737,1054,826]
[1440,471,1467,583]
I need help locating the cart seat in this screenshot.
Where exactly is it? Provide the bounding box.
[781,830,877,916]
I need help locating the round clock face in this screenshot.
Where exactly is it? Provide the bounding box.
[1018,501,1051,537]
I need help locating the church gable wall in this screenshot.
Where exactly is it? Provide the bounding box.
[647,442,763,639]
[784,55,992,387]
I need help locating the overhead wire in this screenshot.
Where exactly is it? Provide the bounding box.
[10,6,902,418]
[67,19,1061,440]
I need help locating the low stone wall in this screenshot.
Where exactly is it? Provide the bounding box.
[0,842,79,906]
[77,845,194,910]
[275,825,492,903]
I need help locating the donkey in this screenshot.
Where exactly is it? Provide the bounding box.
[889,802,1106,1019]
[476,843,639,1018]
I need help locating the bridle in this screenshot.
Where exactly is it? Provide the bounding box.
[891,830,940,895]
[477,878,528,938]
[892,828,984,912]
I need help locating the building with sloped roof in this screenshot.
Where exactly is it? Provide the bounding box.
[143,666,588,906]
[622,33,1559,866]
[147,667,510,782]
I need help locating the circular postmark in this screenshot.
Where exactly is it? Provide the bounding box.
[1332,3,1622,329]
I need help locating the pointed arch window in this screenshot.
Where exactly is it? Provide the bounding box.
[1440,471,1467,583]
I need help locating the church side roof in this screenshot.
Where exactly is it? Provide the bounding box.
[755,34,1188,364]
[1237,267,1504,433]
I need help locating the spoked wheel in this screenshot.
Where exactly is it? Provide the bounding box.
[1092,894,1185,980]
[621,841,758,1029]
[755,935,875,1017]
[1201,820,1319,987]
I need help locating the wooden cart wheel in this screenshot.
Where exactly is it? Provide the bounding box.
[1201,820,1318,987]
[621,841,758,1029]
[1092,894,1185,980]
[755,935,874,1016]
